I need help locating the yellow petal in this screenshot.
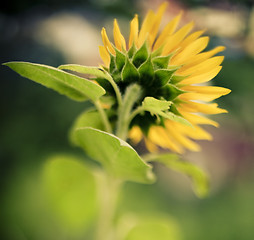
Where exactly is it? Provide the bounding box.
[180,92,225,102]
[162,21,194,55]
[184,46,226,68]
[180,112,219,127]
[129,14,139,48]
[148,126,183,153]
[101,27,115,55]
[173,122,212,140]
[153,11,183,50]
[179,101,228,114]
[178,30,205,49]
[165,121,201,152]
[113,19,126,51]
[180,66,222,84]
[148,2,168,47]
[182,86,231,97]
[99,45,110,67]
[144,138,159,152]
[179,85,231,101]
[128,126,143,144]
[171,36,209,65]
[137,10,156,48]
[178,56,224,76]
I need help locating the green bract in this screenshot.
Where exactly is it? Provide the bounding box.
[105,43,180,97]
[94,42,187,133]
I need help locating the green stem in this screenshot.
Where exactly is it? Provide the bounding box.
[128,106,144,126]
[95,171,122,240]
[94,84,142,240]
[105,72,123,107]
[94,100,112,133]
[116,84,142,140]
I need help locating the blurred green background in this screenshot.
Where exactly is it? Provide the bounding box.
[1,0,254,239]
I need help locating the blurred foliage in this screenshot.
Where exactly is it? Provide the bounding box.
[181,0,253,7]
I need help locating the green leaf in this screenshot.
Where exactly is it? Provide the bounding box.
[142,97,172,112]
[69,109,105,145]
[42,154,97,231]
[132,41,149,68]
[141,97,191,126]
[58,64,111,80]
[138,56,154,85]
[124,215,181,240]
[75,127,155,183]
[146,153,209,198]
[122,57,140,83]
[4,61,105,102]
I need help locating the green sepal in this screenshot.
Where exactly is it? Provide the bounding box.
[128,44,137,59]
[151,45,163,58]
[152,54,172,69]
[109,53,117,73]
[138,55,154,85]
[168,103,182,116]
[3,61,105,102]
[132,41,149,68]
[75,127,155,183]
[153,69,175,87]
[112,71,122,83]
[170,74,187,84]
[115,47,126,71]
[159,83,186,101]
[144,153,210,198]
[122,57,140,83]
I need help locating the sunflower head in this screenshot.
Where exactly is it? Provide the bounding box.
[97,2,231,153]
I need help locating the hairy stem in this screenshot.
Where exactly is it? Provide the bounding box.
[95,171,122,240]
[116,84,142,140]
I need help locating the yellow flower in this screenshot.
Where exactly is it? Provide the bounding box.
[99,2,231,154]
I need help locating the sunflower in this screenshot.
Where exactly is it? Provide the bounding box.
[98,2,230,154]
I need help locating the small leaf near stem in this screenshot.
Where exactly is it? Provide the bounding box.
[127,97,191,127]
